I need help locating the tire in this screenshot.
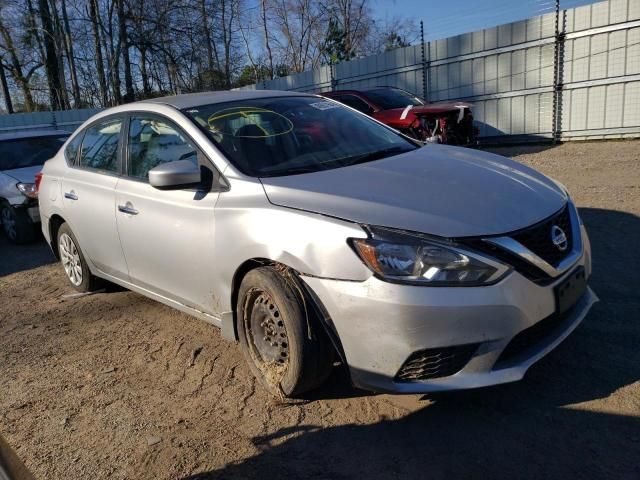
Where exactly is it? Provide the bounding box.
[237,266,334,398]
[1,203,37,244]
[56,223,99,292]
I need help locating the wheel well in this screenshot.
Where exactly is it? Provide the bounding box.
[48,214,66,259]
[229,258,346,363]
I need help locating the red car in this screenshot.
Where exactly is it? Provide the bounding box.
[322,87,478,146]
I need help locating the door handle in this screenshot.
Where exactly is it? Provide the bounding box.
[117,202,139,215]
[64,191,78,201]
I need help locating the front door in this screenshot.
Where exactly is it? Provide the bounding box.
[114,114,220,314]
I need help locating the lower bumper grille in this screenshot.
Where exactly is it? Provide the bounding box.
[496,306,576,366]
[395,344,480,382]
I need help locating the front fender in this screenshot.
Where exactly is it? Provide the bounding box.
[211,176,371,313]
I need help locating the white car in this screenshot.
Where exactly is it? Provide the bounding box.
[0,130,69,243]
[38,92,596,397]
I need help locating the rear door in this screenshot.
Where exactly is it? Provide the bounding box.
[114,113,220,314]
[60,116,129,279]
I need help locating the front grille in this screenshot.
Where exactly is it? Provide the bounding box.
[463,239,551,284]
[496,307,575,366]
[460,204,575,284]
[395,344,480,382]
[511,205,572,267]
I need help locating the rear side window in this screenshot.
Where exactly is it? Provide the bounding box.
[65,133,83,165]
[78,118,122,173]
[127,116,197,181]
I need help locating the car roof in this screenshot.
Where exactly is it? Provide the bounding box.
[324,86,407,95]
[140,89,314,110]
[0,129,70,142]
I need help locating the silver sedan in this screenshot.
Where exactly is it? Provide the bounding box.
[38,90,597,397]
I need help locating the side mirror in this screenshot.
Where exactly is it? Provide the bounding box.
[149,160,201,189]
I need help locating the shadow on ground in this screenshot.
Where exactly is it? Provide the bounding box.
[483,141,559,157]
[184,207,640,479]
[0,234,55,277]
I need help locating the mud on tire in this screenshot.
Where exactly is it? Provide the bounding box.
[236,266,334,398]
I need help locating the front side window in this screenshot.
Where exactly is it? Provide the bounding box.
[127,116,197,180]
[79,118,122,173]
[0,135,68,170]
[183,96,417,177]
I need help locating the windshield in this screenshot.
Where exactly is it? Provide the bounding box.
[182,96,417,177]
[0,135,68,170]
[365,88,425,110]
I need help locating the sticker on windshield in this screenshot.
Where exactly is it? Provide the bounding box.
[310,101,339,110]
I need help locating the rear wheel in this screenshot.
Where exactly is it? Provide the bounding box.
[57,223,99,292]
[1,203,37,244]
[237,266,334,398]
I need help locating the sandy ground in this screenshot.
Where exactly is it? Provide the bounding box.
[0,141,639,479]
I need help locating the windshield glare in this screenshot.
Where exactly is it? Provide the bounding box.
[183,96,417,177]
[0,135,68,171]
[365,88,425,110]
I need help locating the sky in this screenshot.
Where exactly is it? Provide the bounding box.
[370,0,601,42]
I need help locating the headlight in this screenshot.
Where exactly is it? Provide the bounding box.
[16,182,38,199]
[349,227,510,286]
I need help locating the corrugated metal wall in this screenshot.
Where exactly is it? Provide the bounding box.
[0,108,100,134]
[243,0,640,141]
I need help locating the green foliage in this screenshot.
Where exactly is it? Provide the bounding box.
[322,17,354,65]
[383,32,410,52]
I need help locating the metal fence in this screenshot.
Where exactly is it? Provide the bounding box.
[0,108,100,134]
[241,0,640,142]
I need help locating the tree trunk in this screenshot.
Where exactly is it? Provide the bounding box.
[61,0,81,107]
[261,0,274,79]
[26,0,47,69]
[116,0,134,102]
[221,0,234,89]
[0,21,35,112]
[0,59,13,114]
[105,5,122,104]
[50,0,70,109]
[89,0,108,106]
[140,47,151,97]
[200,0,215,75]
[37,0,64,110]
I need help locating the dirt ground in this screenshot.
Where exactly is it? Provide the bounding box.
[1,141,639,479]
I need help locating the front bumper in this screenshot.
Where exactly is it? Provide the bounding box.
[302,229,596,394]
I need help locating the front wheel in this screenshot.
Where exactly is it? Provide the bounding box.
[237,266,334,398]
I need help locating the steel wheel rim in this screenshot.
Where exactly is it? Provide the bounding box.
[245,289,290,368]
[1,207,16,240]
[59,233,83,286]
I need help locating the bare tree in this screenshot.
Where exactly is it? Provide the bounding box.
[0,58,14,113]
[0,14,36,111]
[61,0,82,106]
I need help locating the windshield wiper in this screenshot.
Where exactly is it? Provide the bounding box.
[261,165,326,177]
[260,146,412,177]
[343,146,412,167]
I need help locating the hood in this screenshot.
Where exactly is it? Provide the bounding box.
[260,144,567,238]
[1,165,42,183]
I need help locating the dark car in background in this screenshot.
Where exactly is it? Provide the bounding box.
[323,86,478,146]
[0,130,69,243]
